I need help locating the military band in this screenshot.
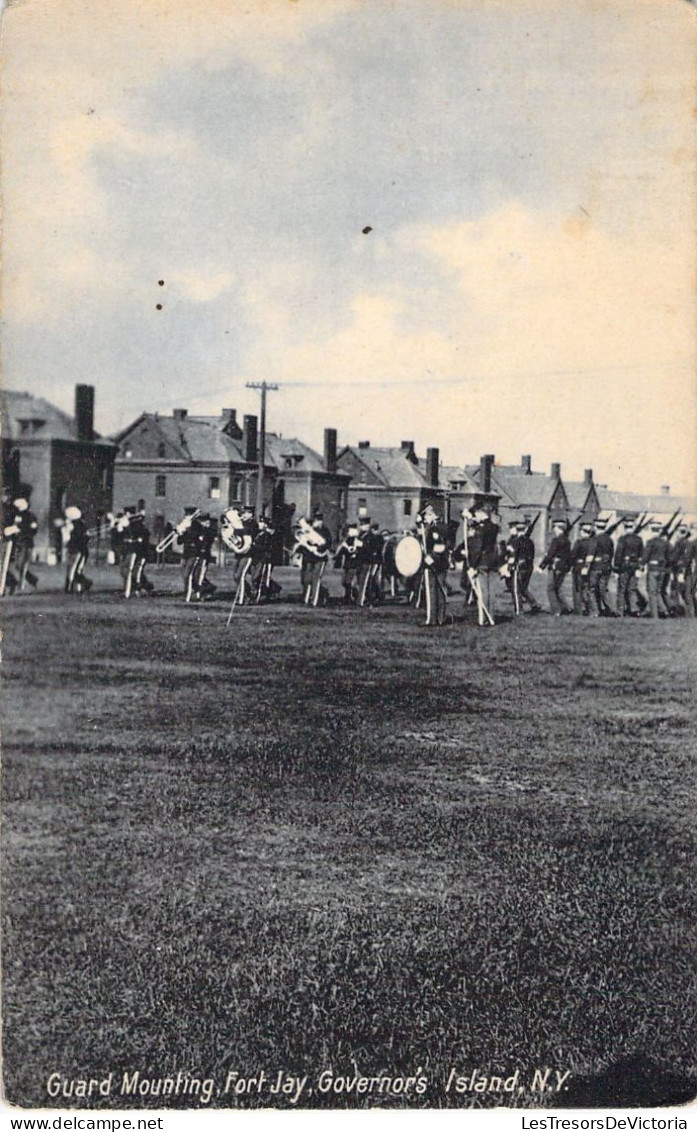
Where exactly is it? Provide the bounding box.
[3,481,697,624]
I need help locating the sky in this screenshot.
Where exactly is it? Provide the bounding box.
[2,0,696,493]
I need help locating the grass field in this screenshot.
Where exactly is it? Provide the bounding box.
[2,563,696,1109]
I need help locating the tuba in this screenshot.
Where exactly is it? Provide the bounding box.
[220,507,253,555]
[292,517,329,560]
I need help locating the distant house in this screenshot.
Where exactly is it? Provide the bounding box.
[597,486,696,526]
[468,455,569,553]
[564,469,601,526]
[112,409,349,549]
[336,440,497,536]
[0,385,116,560]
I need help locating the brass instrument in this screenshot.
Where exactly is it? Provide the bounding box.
[292,517,329,560]
[155,509,201,554]
[220,507,253,555]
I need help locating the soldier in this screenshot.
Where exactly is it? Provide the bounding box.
[501,519,542,614]
[591,516,617,617]
[334,523,361,605]
[453,507,499,625]
[250,514,278,602]
[356,519,384,607]
[192,513,218,601]
[13,498,39,591]
[121,509,153,598]
[539,517,572,615]
[687,524,697,618]
[0,493,20,596]
[64,506,92,594]
[571,520,598,616]
[668,521,692,616]
[641,518,670,619]
[613,515,647,617]
[298,512,332,606]
[416,503,449,626]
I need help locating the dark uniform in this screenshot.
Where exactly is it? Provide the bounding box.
[299,517,332,606]
[0,498,19,596]
[121,513,153,598]
[14,503,39,591]
[250,518,278,602]
[418,507,449,626]
[502,522,541,614]
[453,509,499,624]
[192,515,217,601]
[356,522,384,607]
[539,523,572,615]
[668,526,692,616]
[590,520,616,616]
[613,519,646,617]
[572,524,598,616]
[65,512,92,594]
[334,526,361,605]
[642,523,670,619]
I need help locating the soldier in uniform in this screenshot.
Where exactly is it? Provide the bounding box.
[192,513,218,601]
[333,523,361,605]
[571,520,598,616]
[667,521,692,616]
[590,516,617,617]
[641,518,670,619]
[176,508,203,602]
[453,506,499,624]
[0,494,20,596]
[298,512,332,606]
[416,503,449,626]
[13,498,39,591]
[539,518,572,615]
[64,506,92,594]
[613,515,647,617]
[250,514,278,602]
[501,519,542,614]
[356,519,384,607]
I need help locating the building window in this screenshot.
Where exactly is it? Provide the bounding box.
[231,478,241,502]
[155,475,166,497]
[209,476,221,500]
[124,447,132,459]
[157,442,166,458]
[403,499,412,516]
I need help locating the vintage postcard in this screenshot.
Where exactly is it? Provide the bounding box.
[1,0,695,1118]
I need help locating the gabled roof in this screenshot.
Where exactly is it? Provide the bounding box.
[340,446,428,489]
[597,487,696,517]
[466,464,561,507]
[265,434,333,474]
[0,390,113,446]
[564,481,598,510]
[435,463,491,497]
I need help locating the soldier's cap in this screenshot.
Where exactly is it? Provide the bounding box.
[312,514,324,524]
[580,521,594,531]
[622,514,638,525]
[650,518,662,529]
[125,505,136,514]
[594,516,608,526]
[677,523,689,533]
[13,498,28,511]
[241,505,254,516]
[552,518,566,528]
[65,505,82,521]
[347,525,358,535]
[184,506,197,515]
[200,512,211,522]
[358,516,371,525]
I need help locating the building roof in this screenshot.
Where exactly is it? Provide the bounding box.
[341,446,429,489]
[437,463,493,497]
[564,481,597,510]
[0,390,113,446]
[597,487,696,518]
[466,464,561,507]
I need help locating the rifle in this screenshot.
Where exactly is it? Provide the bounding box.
[660,509,681,539]
[604,516,624,539]
[525,512,541,539]
[566,514,583,535]
[634,512,650,535]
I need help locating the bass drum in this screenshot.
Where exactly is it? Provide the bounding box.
[394,533,424,579]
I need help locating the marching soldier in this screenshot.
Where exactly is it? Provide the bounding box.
[250,514,279,602]
[192,513,218,601]
[613,515,647,617]
[453,507,499,625]
[298,512,332,607]
[356,519,384,607]
[416,503,449,626]
[13,498,39,591]
[64,506,92,594]
[501,519,542,615]
[591,516,617,617]
[176,508,203,601]
[0,493,20,597]
[572,519,597,616]
[539,518,572,615]
[641,518,670,619]
[334,523,361,605]
[668,521,692,616]
[121,508,154,598]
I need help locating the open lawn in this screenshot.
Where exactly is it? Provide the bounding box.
[2,565,696,1108]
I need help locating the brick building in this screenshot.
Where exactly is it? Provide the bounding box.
[112,409,350,550]
[0,385,116,560]
[468,455,569,553]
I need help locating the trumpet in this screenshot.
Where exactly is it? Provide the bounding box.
[156,509,201,554]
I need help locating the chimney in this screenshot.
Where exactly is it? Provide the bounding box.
[173,408,188,420]
[243,414,258,463]
[401,440,415,459]
[425,447,439,487]
[221,408,236,423]
[75,384,95,442]
[358,440,370,449]
[584,468,593,485]
[324,428,338,473]
[221,408,242,439]
[551,462,561,480]
[480,454,494,493]
[661,484,670,496]
[521,455,532,474]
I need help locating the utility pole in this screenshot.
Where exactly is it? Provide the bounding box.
[245,381,279,520]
